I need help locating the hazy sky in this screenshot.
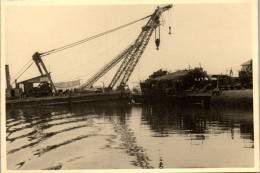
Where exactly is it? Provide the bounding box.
[4,2,253,88]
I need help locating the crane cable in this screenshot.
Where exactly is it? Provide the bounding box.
[52,19,144,80]
[11,61,34,85]
[11,14,151,84]
[167,9,172,35]
[12,59,33,80]
[40,14,152,57]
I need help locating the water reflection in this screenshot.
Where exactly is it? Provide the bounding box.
[6,103,254,169]
[141,104,253,141]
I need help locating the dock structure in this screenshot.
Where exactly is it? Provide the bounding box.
[6,91,132,109]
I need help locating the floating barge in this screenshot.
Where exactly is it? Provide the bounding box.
[6,91,132,109]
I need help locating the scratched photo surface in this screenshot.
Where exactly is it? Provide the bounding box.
[3,2,256,170]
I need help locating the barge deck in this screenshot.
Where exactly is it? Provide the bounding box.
[6,91,132,109]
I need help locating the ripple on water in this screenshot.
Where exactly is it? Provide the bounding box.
[6,104,254,169]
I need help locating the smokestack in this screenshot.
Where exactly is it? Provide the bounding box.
[5,65,12,89]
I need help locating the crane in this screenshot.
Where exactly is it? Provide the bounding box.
[13,4,172,95]
[82,4,172,91]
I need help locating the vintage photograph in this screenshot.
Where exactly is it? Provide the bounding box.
[1,0,259,171]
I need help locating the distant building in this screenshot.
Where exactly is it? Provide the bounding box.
[239,59,252,88]
[240,59,252,72]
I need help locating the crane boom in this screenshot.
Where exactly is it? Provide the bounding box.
[108,18,155,89]
[109,5,172,89]
[107,26,150,90]
[119,26,153,87]
[82,4,172,90]
[81,45,134,89]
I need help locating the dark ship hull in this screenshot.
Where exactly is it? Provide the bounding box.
[140,68,213,105]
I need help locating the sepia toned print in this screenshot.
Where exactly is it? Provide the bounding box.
[1,0,259,172]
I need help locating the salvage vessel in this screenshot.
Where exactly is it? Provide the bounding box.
[5,5,173,108]
[140,67,213,104]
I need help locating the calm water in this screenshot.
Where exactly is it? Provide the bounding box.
[6,103,254,169]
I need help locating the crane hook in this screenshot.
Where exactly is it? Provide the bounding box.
[155,39,160,50]
[169,26,172,35]
[155,26,161,50]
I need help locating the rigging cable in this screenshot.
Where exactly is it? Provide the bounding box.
[52,20,144,80]
[55,69,97,83]
[11,61,34,85]
[168,8,172,35]
[11,59,33,82]
[40,15,152,57]
[12,15,150,84]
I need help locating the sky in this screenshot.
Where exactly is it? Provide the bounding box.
[3,2,253,89]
